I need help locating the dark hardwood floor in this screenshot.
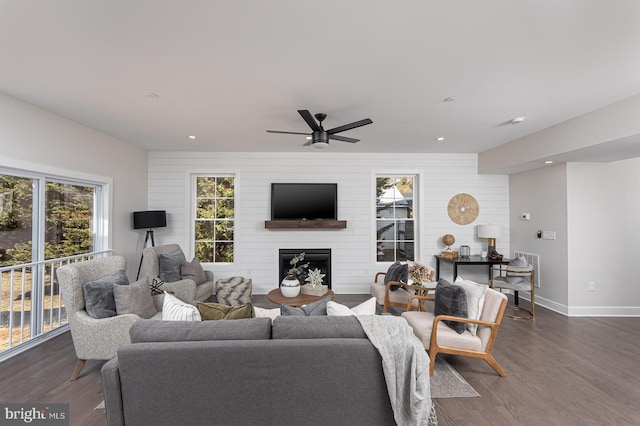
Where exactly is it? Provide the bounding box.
[1,294,638,425]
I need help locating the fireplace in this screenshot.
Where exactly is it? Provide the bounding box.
[279,249,332,288]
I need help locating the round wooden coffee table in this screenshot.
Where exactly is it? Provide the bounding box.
[267,288,335,307]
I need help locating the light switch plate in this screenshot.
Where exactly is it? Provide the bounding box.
[542,231,556,240]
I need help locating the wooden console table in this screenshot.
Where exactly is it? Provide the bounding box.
[267,288,335,307]
[434,254,509,283]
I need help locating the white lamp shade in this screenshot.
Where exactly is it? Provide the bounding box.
[477,224,502,239]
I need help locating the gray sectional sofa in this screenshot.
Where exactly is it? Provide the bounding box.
[101,316,401,426]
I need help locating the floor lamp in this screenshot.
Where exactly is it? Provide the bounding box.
[133,210,167,279]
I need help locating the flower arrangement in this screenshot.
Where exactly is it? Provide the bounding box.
[409,262,430,285]
[305,268,325,286]
[286,252,310,280]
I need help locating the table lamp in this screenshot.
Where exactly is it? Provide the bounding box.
[477,224,502,254]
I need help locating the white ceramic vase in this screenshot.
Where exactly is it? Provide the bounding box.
[280,277,301,297]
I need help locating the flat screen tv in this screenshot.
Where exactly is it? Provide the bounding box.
[271,183,337,221]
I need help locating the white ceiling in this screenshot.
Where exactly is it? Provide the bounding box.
[2,1,640,159]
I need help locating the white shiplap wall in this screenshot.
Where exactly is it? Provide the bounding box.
[147,152,509,294]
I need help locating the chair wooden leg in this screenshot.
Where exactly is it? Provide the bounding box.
[428,350,437,376]
[70,359,86,381]
[484,355,506,377]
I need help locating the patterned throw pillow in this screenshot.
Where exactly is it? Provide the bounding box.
[434,278,468,334]
[162,292,202,321]
[280,296,331,316]
[215,276,252,306]
[197,302,255,320]
[384,261,408,291]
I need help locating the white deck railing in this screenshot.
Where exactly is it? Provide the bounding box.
[0,250,112,359]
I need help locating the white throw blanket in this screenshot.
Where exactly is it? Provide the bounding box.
[356,315,437,426]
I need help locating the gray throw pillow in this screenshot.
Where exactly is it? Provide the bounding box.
[434,278,468,334]
[384,261,408,291]
[280,296,331,316]
[181,257,207,284]
[113,279,157,319]
[82,270,129,319]
[506,255,529,284]
[159,251,186,282]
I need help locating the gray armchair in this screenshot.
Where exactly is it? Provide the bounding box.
[139,244,213,304]
[57,256,157,381]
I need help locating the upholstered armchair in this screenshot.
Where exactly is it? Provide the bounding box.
[138,244,214,304]
[370,264,436,313]
[401,287,508,376]
[57,256,148,381]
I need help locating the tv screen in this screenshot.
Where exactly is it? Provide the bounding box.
[271,183,337,220]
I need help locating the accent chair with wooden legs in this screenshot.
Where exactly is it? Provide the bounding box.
[57,256,140,381]
[401,287,508,377]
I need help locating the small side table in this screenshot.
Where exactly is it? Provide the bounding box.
[267,288,335,307]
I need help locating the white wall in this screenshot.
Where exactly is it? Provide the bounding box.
[147,151,509,294]
[0,93,148,279]
[510,164,569,312]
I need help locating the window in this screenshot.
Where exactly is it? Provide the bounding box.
[375,176,416,262]
[0,168,106,356]
[0,174,100,266]
[193,175,235,263]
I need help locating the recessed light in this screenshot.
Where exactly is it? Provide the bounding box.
[443,97,456,102]
[545,160,553,164]
[436,137,445,142]
[510,117,525,125]
[188,135,197,140]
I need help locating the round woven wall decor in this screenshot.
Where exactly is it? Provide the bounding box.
[447,193,479,225]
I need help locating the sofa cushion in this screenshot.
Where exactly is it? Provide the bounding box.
[434,278,468,334]
[280,295,331,316]
[272,316,367,339]
[82,269,129,319]
[327,297,377,316]
[158,251,186,282]
[197,301,255,320]
[129,317,272,342]
[180,257,207,285]
[162,292,202,321]
[113,279,157,319]
[385,261,408,291]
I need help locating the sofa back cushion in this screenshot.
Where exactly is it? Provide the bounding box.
[129,318,271,343]
[272,315,367,339]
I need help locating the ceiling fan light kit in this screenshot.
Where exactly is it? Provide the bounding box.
[267,109,372,148]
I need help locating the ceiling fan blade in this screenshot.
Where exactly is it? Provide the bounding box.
[329,134,359,143]
[327,118,373,134]
[298,110,321,132]
[266,130,311,136]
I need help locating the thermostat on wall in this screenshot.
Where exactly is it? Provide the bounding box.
[521,213,530,220]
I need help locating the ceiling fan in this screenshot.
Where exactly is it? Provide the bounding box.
[267,110,373,148]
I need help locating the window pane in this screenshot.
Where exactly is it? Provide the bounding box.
[375,175,415,262]
[45,182,95,259]
[194,175,234,263]
[0,175,34,266]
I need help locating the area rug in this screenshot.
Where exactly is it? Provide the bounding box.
[95,401,105,410]
[430,358,480,398]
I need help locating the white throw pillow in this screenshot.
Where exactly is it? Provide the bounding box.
[454,277,487,336]
[253,306,281,322]
[327,297,377,316]
[162,292,202,321]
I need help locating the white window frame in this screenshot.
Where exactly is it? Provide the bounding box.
[189,173,236,265]
[373,172,420,265]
